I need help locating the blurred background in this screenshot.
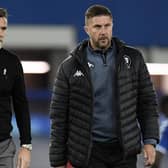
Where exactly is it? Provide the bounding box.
[1,0,168,167]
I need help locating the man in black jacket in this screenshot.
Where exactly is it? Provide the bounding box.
[0,8,32,168]
[49,4,159,168]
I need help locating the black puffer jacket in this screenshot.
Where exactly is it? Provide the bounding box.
[49,38,159,167]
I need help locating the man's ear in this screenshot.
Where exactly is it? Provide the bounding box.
[84,25,89,36]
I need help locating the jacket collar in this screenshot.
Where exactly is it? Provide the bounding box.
[70,37,125,64]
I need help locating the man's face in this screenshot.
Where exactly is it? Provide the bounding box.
[85,15,113,50]
[0,17,7,45]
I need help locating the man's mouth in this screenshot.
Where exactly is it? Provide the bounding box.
[99,37,107,41]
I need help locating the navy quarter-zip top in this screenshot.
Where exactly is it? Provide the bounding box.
[87,41,118,142]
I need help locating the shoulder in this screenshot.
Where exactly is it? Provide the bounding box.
[57,40,88,76]
[56,54,77,80]
[119,45,147,73]
[124,45,143,59]
[123,46,146,70]
[60,54,76,71]
[1,48,21,64]
[113,37,143,61]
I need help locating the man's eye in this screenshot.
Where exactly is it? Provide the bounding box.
[1,27,7,30]
[94,26,101,29]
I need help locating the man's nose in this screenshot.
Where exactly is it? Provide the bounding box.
[100,27,106,34]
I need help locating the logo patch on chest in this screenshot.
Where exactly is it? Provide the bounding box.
[88,62,95,69]
[123,55,131,69]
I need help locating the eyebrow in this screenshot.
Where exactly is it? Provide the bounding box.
[93,23,112,27]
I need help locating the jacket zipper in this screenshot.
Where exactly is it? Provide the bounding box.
[102,53,107,66]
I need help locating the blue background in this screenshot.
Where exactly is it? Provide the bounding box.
[0,0,166,46]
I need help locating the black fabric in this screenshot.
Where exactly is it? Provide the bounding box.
[86,141,137,168]
[0,48,31,144]
[49,37,159,167]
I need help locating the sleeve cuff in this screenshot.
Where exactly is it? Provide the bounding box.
[144,139,157,147]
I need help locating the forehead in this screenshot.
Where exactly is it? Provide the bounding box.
[87,15,112,25]
[0,17,8,26]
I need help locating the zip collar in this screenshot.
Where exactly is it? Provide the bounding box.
[70,37,125,62]
[70,37,126,76]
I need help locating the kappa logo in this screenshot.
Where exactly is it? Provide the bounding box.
[73,70,84,77]
[123,55,131,69]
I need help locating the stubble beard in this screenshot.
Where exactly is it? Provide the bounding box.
[96,37,111,50]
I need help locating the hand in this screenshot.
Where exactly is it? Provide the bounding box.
[143,144,156,167]
[16,147,31,168]
[152,151,164,168]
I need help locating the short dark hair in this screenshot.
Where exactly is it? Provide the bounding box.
[0,8,8,18]
[85,4,112,24]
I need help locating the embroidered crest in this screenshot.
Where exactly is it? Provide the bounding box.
[3,68,7,75]
[123,55,131,69]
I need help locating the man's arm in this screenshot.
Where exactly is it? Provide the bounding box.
[12,58,31,168]
[136,52,159,141]
[49,63,69,167]
[136,52,159,166]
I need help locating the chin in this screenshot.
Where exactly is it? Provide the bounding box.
[100,41,110,48]
[99,44,108,50]
[100,46,106,49]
